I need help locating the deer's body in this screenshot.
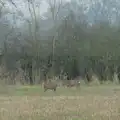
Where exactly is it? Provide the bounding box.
[43,81,57,92]
[63,80,80,88]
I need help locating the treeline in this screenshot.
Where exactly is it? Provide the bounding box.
[1,19,120,84]
[0,0,120,85]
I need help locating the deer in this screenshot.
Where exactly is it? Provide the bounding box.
[63,80,80,88]
[43,80,58,92]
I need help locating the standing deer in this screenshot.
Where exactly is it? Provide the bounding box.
[68,80,80,88]
[63,80,80,88]
[43,80,58,92]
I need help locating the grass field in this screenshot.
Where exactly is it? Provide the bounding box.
[0,85,120,120]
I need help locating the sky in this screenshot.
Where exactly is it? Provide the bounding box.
[3,0,119,26]
[1,0,72,26]
[6,0,71,16]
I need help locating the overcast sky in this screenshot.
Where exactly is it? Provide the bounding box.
[6,0,71,15]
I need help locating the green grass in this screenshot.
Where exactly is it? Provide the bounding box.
[0,84,120,120]
[11,84,120,96]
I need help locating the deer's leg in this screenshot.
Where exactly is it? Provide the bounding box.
[53,88,56,91]
[44,88,47,92]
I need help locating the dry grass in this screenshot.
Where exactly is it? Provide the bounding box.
[0,85,120,120]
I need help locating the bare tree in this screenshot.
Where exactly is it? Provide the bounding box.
[3,0,42,84]
[46,0,67,79]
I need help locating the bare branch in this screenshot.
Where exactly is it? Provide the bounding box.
[47,0,65,21]
[0,0,5,18]
[8,0,17,8]
[0,0,5,7]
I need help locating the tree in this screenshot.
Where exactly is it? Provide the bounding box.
[46,0,68,78]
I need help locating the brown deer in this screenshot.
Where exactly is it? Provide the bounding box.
[43,80,58,92]
[62,80,68,87]
[65,80,80,88]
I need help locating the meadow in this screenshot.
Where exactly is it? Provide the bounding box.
[0,84,120,120]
